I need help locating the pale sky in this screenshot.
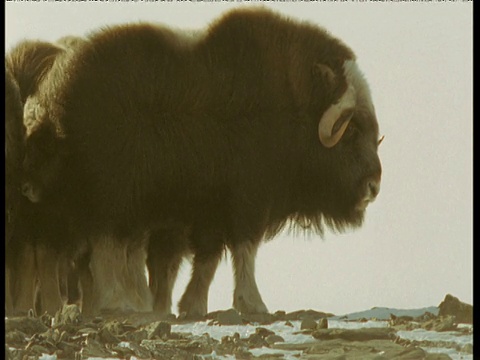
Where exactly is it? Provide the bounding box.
[5,1,473,316]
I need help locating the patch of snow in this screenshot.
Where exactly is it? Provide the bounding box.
[328,319,390,329]
[38,355,57,360]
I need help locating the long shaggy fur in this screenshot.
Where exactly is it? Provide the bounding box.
[23,8,382,316]
[5,39,86,316]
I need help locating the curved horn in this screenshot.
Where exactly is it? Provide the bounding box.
[318,84,356,148]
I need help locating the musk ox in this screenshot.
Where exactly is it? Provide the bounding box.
[5,38,90,316]
[22,8,382,317]
[6,38,153,316]
[5,39,74,316]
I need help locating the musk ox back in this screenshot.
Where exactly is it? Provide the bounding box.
[23,8,382,317]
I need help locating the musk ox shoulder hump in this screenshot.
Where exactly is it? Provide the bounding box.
[205,7,356,64]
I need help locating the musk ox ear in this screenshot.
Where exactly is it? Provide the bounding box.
[318,82,356,148]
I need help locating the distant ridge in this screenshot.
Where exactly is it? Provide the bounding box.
[333,306,439,321]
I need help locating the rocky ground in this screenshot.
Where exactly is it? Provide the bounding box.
[5,294,473,360]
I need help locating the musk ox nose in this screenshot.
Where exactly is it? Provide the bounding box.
[21,182,41,203]
[368,179,380,199]
[21,182,32,197]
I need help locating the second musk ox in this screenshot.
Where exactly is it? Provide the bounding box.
[5,36,144,316]
[23,8,383,317]
[5,40,77,316]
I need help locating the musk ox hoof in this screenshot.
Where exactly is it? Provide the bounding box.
[233,294,269,315]
[177,297,208,320]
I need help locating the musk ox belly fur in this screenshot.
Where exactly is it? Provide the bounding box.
[24,8,382,316]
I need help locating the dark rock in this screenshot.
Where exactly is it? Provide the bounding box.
[5,345,11,360]
[110,344,135,358]
[103,320,125,335]
[146,321,171,339]
[5,329,28,345]
[300,317,317,330]
[284,320,294,327]
[422,315,457,332]
[217,308,243,325]
[98,326,120,344]
[438,294,473,324]
[28,344,52,356]
[56,341,80,356]
[5,317,49,335]
[390,322,421,332]
[125,341,152,359]
[234,346,252,359]
[390,313,414,326]
[274,310,286,320]
[265,334,284,345]
[80,337,115,358]
[285,309,334,321]
[317,317,328,329]
[424,354,453,360]
[271,341,319,352]
[257,353,284,359]
[7,348,29,360]
[54,304,82,326]
[414,311,437,322]
[39,312,54,327]
[242,312,276,324]
[183,333,217,354]
[312,327,396,341]
[433,316,457,332]
[247,333,268,348]
[461,343,473,354]
[255,327,275,338]
[76,327,97,338]
[125,329,148,342]
[303,338,445,359]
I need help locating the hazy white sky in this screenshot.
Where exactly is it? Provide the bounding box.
[5,1,473,316]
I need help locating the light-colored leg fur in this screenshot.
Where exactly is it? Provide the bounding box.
[5,267,13,316]
[178,253,222,319]
[10,243,38,315]
[77,255,95,315]
[35,245,65,315]
[88,234,153,314]
[231,241,268,314]
[150,253,183,315]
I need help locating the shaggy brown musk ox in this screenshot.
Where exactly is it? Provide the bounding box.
[22,8,382,318]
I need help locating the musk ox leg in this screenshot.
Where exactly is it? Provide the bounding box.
[148,251,183,315]
[147,228,189,315]
[65,262,81,306]
[88,234,153,314]
[178,249,223,319]
[75,251,95,315]
[230,241,268,314]
[35,245,66,315]
[5,267,13,316]
[9,243,38,315]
